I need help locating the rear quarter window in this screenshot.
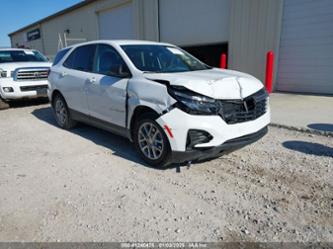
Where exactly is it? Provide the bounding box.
[52,48,70,66]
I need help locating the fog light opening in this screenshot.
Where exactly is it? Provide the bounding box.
[186,129,213,150]
[3,87,14,93]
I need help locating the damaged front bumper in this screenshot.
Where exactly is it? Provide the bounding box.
[171,126,268,163]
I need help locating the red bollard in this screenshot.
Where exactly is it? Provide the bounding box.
[220,53,227,69]
[265,51,274,94]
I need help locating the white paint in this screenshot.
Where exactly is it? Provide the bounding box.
[144,68,263,100]
[49,40,270,154]
[156,106,270,151]
[0,49,51,100]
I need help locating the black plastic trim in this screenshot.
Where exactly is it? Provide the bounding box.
[146,78,170,86]
[171,126,268,163]
[69,109,130,139]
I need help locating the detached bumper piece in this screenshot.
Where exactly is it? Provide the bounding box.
[171,126,268,164]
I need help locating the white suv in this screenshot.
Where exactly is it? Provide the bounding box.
[48,40,270,167]
[0,48,52,106]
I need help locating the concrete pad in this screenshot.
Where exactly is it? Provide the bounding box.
[269,93,333,135]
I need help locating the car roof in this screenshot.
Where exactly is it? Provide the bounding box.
[67,39,174,48]
[0,48,37,52]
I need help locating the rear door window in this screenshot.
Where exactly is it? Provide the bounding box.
[63,44,96,72]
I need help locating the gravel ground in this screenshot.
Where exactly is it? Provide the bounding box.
[0,102,332,242]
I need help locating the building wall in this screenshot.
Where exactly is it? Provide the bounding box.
[10,24,45,52]
[158,0,230,46]
[10,0,159,59]
[10,0,283,85]
[41,3,99,58]
[138,0,159,41]
[276,0,333,94]
[228,0,284,85]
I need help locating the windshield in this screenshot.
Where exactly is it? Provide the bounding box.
[121,45,211,73]
[0,50,48,63]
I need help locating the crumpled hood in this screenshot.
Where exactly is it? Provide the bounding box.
[145,68,264,99]
[0,62,52,72]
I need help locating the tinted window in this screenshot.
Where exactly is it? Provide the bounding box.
[121,45,210,73]
[63,50,75,69]
[52,48,70,66]
[0,50,48,63]
[63,44,96,72]
[93,44,130,77]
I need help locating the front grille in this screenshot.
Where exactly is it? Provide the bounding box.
[218,88,268,124]
[15,69,49,81]
[20,85,48,92]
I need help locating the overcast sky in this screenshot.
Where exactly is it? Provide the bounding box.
[0,0,82,47]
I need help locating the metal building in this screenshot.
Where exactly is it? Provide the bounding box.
[8,0,333,94]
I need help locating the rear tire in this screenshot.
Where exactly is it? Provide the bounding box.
[133,113,171,168]
[52,94,76,129]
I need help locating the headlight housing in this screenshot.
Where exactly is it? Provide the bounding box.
[168,86,218,115]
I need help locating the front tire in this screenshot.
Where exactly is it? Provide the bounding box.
[133,113,171,168]
[52,94,76,129]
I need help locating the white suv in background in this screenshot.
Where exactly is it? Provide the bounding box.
[0,48,51,106]
[48,40,270,167]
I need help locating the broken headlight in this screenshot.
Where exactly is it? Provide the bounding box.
[168,86,218,115]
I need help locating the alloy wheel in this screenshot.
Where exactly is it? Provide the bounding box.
[138,122,164,160]
[55,99,67,126]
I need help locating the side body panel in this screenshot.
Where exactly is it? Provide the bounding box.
[126,78,175,135]
[86,73,128,127]
[49,67,90,115]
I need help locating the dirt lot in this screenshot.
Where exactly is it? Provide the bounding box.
[0,102,332,242]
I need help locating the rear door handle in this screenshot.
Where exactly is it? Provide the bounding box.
[61,72,67,77]
[88,77,97,84]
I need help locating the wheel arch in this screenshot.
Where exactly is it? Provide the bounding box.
[129,105,160,141]
[51,89,65,107]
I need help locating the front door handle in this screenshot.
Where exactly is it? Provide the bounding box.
[61,71,67,77]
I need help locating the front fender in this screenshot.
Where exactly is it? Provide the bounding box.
[126,78,176,129]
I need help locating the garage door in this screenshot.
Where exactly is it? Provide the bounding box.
[276,0,333,94]
[159,0,230,46]
[98,3,135,40]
